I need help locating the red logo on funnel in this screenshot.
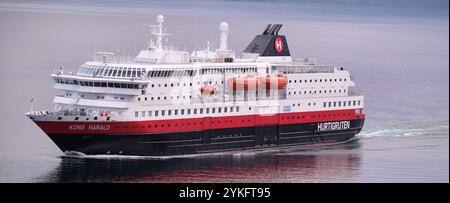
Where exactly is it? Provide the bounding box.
[274,37,283,53]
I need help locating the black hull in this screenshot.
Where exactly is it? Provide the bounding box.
[47,119,365,156]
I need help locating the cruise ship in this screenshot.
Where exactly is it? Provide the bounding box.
[26,15,365,156]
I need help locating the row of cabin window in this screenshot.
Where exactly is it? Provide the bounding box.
[289,100,361,108]
[323,100,361,108]
[55,78,142,89]
[280,113,352,120]
[79,65,101,75]
[149,80,224,88]
[288,78,347,84]
[66,93,125,101]
[142,119,251,129]
[80,66,146,78]
[135,106,241,118]
[200,67,257,75]
[288,89,346,95]
[137,95,192,101]
[58,116,110,121]
[147,70,195,77]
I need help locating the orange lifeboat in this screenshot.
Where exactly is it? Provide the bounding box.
[257,75,288,89]
[200,86,219,95]
[227,77,258,91]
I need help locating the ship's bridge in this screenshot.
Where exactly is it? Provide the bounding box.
[52,68,148,96]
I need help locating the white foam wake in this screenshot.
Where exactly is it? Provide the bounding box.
[62,150,240,160]
[358,123,449,139]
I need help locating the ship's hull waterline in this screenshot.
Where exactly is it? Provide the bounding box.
[38,119,364,156]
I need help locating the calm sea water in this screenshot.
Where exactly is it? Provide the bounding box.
[0,0,448,182]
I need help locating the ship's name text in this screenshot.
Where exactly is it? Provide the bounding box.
[69,124,110,131]
[317,121,350,132]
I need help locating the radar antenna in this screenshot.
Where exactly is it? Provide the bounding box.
[147,14,172,50]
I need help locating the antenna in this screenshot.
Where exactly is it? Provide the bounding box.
[96,52,114,63]
[219,22,229,50]
[147,14,172,50]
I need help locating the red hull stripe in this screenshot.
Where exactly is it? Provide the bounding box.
[35,109,365,135]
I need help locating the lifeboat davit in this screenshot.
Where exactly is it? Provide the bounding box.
[200,86,219,95]
[227,77,258,91]
[257,75,288,89]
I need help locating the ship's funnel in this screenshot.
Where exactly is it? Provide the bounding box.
[243,24,290,57]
